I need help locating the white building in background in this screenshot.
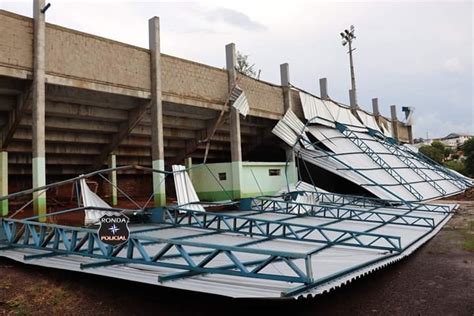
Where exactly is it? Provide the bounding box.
[440,133,472,148]
[413,133,472,149]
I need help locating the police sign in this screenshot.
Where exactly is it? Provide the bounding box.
[98,214,130,246]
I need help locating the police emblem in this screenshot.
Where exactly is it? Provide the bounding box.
[98,214,130,246]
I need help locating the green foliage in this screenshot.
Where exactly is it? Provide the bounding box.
[419,145,444,163]
[462,138,474,177]
[236,51,258,78]
[431,141,445,152]
[443,160,465,175]
[444,147,454,158]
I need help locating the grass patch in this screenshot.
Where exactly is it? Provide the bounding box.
[50,288,66,306]
[6,296,30,315]
[461,220,474,252]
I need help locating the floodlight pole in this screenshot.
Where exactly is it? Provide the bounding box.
[347,39,357,107]
[341,26,358,109]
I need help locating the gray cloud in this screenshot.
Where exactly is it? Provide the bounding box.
[203,7,266,31]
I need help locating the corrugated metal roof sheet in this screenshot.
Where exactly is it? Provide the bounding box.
[172,165,205,212]
[0,198,457,299]
[357,110,382,133]
[230,85,249,117]
[300,92,366,131]
[273,95,472,202]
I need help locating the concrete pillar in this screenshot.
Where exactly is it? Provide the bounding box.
[319,78,328,99]
[226,43,242,200]
[108,154,117,206]
[407,126,414,144]
[390,105,399,141]
[372,98,380,126]
[372,98,380,116]
[32,0,47,220]
[149,17,166,206]
[184,157,193,182]
[280,63,297,183]
[402,107,414,144]
[0,151,7,216]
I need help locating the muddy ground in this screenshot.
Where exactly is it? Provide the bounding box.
[0,201,472,316]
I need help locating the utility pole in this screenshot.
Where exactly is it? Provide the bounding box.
[340,25,357,108]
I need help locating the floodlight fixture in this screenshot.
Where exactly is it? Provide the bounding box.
[41,3,51,13]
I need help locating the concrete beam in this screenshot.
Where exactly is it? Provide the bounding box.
[1,88,32,149]
[163,102,217,120]
[21,116,118,134]
[13,129,111,145]
[32,0,47,220]
[8,142,101,155]
[46,84,142,110]
[44,101,128,122]
[319,78,329,99]
[149,16,166,206]
[90,100,151,169]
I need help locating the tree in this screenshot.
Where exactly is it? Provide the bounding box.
[431,141,445,152]
[419,145,444,163]
[444,160,466,175]
[462,138,474,177]
[235,51,258,78]
[443,147,454,158]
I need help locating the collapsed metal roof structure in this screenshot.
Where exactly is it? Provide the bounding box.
[0,165,463,298]
[272,91,472,202]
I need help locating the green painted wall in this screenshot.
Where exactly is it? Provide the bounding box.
[190,161,297,201]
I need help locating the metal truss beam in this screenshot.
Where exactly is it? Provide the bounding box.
[336,123,423,200]
[251,197,436,228]
[367,128,469,188]
[164,207,402,252]
[2,218,314,285]
[291,191,452,213]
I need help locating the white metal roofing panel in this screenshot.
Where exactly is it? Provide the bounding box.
[272,119,300,147]
[272,110,311,148]
[283,109,307,136]
[0,210,453,299]
[80,178,116,225]
[299,92,335,127]
[380,120,394,138]
[357,110,382,132]
[172,165,205,212]
[231,86,249,117]
[296,124,467,202]
[332,104,366,130]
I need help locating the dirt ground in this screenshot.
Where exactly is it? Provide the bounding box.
[0,202,473,316]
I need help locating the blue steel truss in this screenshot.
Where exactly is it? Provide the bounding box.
[367,129,466,190]
[1,218,315,285]
[294,191,452,213]
[367,128,469,186]
[0,162,457,298]
[336,123,423,200]
[250,197,436,228]
[164,207,402,252]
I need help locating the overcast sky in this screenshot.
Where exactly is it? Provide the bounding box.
[1,0,472,139]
